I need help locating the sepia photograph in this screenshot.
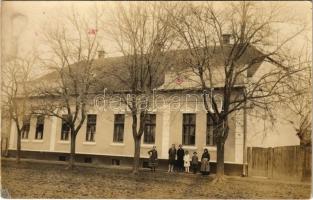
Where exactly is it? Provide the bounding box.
[1,1,312,199]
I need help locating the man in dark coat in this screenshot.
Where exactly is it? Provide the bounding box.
[176,144,185,172]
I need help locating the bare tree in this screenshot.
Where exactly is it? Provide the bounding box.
[104,2,175,174]
[1,53,36,163]
[166,2,305,181]
[282,44,311,146]
[33,6,104,169]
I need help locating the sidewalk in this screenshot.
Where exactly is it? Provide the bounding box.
[2,157,311,186]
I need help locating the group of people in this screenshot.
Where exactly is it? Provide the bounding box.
[147,144,210,175]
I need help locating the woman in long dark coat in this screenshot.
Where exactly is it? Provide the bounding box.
[176,144,185,172]
[148,146,158,172]
[200,148,210,175]
[168,144,176,172]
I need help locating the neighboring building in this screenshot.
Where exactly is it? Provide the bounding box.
[7,43,300,175]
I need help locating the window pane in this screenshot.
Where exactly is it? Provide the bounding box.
[86,114,97,142]
[206,114,216,146]
[115,114,124,123]
[22,116,30,139]
[61,115,70,141]
[183,115,189,124]
[35,115,44,140]
[117,126,124,142]
[182,114,196,145]
[113,114,125,142]
[189,126,195,136]
[37,116,44,124]
[87,114,97,124]
[189,114,196,124]
[143,114,156,144]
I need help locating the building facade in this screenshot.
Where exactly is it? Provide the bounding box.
[7,49,301,175]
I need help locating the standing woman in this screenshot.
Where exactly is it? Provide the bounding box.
[148,146,158,172]
[200,148,210,175]
[168,144,176,173]
[176,144,185,172]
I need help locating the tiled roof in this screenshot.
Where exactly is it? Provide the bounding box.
[32,45,265,94]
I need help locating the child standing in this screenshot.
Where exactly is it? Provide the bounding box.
[191,152,199,174]
[183,151,191,173]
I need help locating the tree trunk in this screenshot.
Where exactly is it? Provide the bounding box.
[132,137,141,174]
[16,130,21,164]
[216,140,225,179]
[213,120,228,183]
[68,132,76,169]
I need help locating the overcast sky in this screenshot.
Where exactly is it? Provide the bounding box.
[2,1,312,77]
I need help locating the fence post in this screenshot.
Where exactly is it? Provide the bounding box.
[247,147,252,176]
[5,137,9,156]
[301,146,311,181]
[1,138,3,156]
[267,147,273,179]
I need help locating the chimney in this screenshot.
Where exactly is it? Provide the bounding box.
[98,50,105,59]
[222,34,231,45]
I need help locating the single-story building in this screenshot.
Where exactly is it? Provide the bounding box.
[7,41,300,175]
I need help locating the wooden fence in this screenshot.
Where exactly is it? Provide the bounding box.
[1,137,9,157]
[247,145,311,181]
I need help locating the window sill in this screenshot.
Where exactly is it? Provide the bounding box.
[32,140,44,143]
[83,142,96,145]
[21,139,29,142]
[183,146,197,150]
[58,141,70,144]
[141,144,155,148]
[203,146,217,151]
[110,143,125,146]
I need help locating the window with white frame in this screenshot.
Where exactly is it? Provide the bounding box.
[35,115,44,140]
[143,114,156,144]
[182,113,196,145]
[206,114,216,146]
[86,114,97,142]
[61,115,70,141]
[21,115,30,139]
[113,114,125,143]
